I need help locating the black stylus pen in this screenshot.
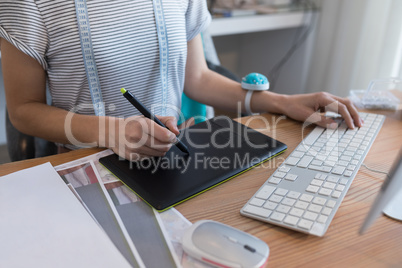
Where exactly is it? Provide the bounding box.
[120,88,190,154]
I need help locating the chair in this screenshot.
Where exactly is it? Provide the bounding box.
[6,109,57,162]
[5,94,58,163]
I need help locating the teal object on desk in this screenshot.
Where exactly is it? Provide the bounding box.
[179,93,207,125]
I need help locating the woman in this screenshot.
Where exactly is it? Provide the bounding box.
[0,0,361,160]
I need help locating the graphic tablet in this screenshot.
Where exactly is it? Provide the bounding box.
[99,116,287,211]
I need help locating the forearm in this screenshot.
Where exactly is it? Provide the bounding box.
[184,35,289,115]
[9,102,103,147]
[184,68,288,115]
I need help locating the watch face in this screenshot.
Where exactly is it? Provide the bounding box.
[241,73,269,91]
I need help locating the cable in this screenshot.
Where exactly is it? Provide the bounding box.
[361,163,390,178]
[269,0,315,89]
[268,0,317,90]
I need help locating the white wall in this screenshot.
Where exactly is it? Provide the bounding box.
[305,0,402,97]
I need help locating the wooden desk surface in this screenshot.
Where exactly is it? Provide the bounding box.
[1,109,401,267]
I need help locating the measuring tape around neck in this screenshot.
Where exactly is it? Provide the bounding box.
[74,0,105,116]
[74,0,169,117]
[152,0,169,116]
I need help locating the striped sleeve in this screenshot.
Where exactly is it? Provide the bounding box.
[0,0,49,70]
[185,0,211,41]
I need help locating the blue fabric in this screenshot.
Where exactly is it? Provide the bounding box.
[179,93,207,125]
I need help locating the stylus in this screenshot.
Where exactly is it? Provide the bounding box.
[120,88,190,155]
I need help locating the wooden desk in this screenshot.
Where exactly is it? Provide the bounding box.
[1,110,401,267]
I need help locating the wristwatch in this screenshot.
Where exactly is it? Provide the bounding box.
[241,73,270,115]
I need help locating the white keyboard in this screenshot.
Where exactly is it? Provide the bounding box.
[240,112,385,236]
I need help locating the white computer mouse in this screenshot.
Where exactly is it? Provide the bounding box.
[182,220,269,268]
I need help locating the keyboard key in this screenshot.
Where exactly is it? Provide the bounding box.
[327,156,339,162]
[314,173,325,180]
[297,156,314,168]
[277,205,291,214]
[249,198,265,207]
[323,161,336,167]
[284,173,298,181]
[309,165,332,173]
[347,165,357,171]
[282,198,296,206]
[309,165,324,172]
[270,212,286,222]
[344,151,354,156]
[312,197,327,205]
[256,185,276,199]
[332,166,346,175]
[289,208,304,217]
[243,205,272,218]
[303,126,325,145]
[296,146,309,153]
[338,160,349,167]
[317,215,328,224]
[344,171,353,177]
[323,182,336,189]
[275,188,288,196]
[318,188,332,196]
[287,191,301,199]
[322,207,332,216]
[303,211,318,221]
[327,176,339,183]
[263,201,277,210]
[269,194,283,203]
[314,142,325,147]
[326,200,336,208]
[349,142,360,148]
[338,142,348,148]
[300,194,314,202]
[284,215,300,226]
[311,179,323,186]
[306,185,319,193]
[255,185,276,199]
[291,151,304,158]
[322,166,332,173]
[332,191,342,199]
[298,219,314,230]
[286,157,300,166]
[268,177,281,184]
[273,171,286,178]
[278,166,291,173]
[336,185,345,191]
[340,156,352,162]
[294,200,309,209]
[308,204,323,213]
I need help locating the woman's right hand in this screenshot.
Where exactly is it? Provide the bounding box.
[103,115,180,161]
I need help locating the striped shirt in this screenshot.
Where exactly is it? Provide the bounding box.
[0,0,211,119]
